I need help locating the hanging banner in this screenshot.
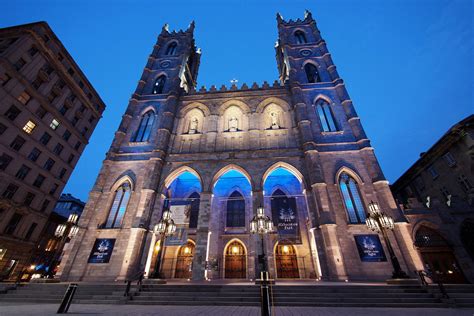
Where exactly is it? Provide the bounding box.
[271,195,300,243]
[354,235,387,262]
[165,228,188,246]
[88,238,116,263]
[170,203,191,226]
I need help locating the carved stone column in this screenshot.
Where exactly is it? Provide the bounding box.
[191,192,212,280]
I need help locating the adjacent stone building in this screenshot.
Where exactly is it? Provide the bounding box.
[60,12,424,283]
[0,22,105,281]
[392,115,474,283]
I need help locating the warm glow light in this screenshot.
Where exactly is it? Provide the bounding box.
[184,247,190,254]
[282,245,289,254]
[232,246,239,254]
[155,244,161,252]
[23,120,36,134]
[29,265,36,270]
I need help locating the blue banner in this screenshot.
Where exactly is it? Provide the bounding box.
[88,238,116,263]
[354,234,387,262]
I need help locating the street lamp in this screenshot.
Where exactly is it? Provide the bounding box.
[250,205,274,316]
[151,209,176,279]
[365,201,408,279]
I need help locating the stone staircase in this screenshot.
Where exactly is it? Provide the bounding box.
[0,282,473,308]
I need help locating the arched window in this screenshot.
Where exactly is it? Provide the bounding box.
[165,42,177,55]
[294,30,307,44]
[315,99,337,132]
[105,182,131,228]
[132,111,154,142]
[339,172,366,224]
[304,63,320,83]
[226,191,245,227]
[152,75,166,94]
[188,192,200,229]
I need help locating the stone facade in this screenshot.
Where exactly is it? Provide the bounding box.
[0,22,105,281]
[392,115,474,283]
[60,12,422,283]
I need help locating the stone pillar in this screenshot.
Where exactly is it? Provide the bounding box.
[191,192,212,280]
[319,224,348,281]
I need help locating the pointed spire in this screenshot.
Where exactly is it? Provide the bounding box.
[304,10,313,21]
[161,23,169,34]
[187,20,195,33]
[276,12,284,24]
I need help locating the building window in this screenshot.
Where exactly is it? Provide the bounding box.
[188,192,200,229]
[40,132,52,145]
[1,73,12,86]
[59,104,70,115]
[458,174,472,192]
[2,184,19,200]
[62,130,71,141]
[4,213,22,235]
[0,153,13,170]
[443,152,456,167]
[33,174,46,188]
[40,199,50,212]
[23,192,35,206]
[132,111,154,142]
[295,30,307,44]
[59,168,67,179]
[315,99,337,132]
[10,135,26,151]
[88,114,96,124]
[0,122,7,135]
[339,172,366,224]
[165,42,178,55]
[53,143,64,155]
[104,182,131,228]
[15,164,31,180]
[81,127,89,136]
[49,183,58,195]
[27,148,41,161]
[42,64,54,76]
[304,63,320,83]
[22,120,36,134]
[32,76,44,89]
[79,104,86,113]
[17,91,31,105]
[50,118,60,130]
[67,68,74,76]
[14,58,26,71]
[25,223,37,240]
[28,46,39,57]
[152,76,166,94]
[226,191,245,227]
[427,165,438,179]
[67,154,74,164]
[43,158,55,171]
[71,116,79,126]
[74,141,81,151]
[35,106,47,119]
[5,105,21,121]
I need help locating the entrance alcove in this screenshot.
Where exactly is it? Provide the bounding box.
[224,240,247,279]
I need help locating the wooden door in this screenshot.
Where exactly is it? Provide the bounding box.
[275,243,299,279]
[174,242,194,279]
[421,250,467,284]
[225,241,246,279]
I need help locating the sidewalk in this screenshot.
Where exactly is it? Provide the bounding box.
[0,303,472,316]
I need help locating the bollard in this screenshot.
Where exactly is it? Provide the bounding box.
[57,283,78,314]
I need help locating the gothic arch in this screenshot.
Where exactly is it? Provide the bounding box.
[256,97,291,113]
[210,164,254,192]
[223,238,248,256]
[273,239,300,257]
[179,102,211,118]
[139,105,157,116]
[411,220,446,243]
[334,166,364,185]
[163,166,203,190]
[219,99,251,115]
[172,239,195,257]
[313,94,334,106]
[110,171,136,192]
[261,161,305,190]
[179,107,206,134]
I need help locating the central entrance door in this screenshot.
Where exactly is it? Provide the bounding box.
[275,242,299,279]
[225,240,246,279]
[174,241,194,279]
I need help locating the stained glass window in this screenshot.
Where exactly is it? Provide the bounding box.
[132,111,154,142]
[105,182,131,228]
[339,172,366,224]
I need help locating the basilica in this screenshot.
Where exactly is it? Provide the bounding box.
[59,12,426,283]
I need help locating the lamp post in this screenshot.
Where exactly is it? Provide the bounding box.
[365,201,408,279]
[151,209,176,279]
[49,213,79,277]
[250,205,274,316]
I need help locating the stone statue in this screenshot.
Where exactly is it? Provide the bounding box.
[270,111,279,129]
[189,117,198,134]
[229,116,238,132]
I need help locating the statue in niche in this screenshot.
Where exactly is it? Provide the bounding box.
[229,116,238,132]
[189,117,198,134]
[270,111,280,129]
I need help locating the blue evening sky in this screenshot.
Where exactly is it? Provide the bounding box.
[1,0,472,202]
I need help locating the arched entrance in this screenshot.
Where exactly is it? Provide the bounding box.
[224,240,246,279]
[415,226,466,283]
[275,242,299,279]
[174,241,195,279]
[460,219,474,261]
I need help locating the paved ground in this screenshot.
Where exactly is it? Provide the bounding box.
[0,304,472,316]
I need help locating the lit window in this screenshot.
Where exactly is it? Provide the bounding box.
[17,91,31,104]
[22,120,36,134]
[315,99,337,132]
[104,182,131,228]
[50,118,60,130]
[339,172,366,224]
